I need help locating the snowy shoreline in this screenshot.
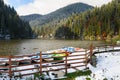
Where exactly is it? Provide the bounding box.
[76,46,120,80]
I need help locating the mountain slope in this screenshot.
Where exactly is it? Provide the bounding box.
[54,0,120,40]
[20,14,42,22]
[0,0,33,39]
[33,0,120,40]
[29,3,93,27]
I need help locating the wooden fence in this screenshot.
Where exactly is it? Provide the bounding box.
[1,44,119,78]
[93,44,120,54]
[0,50,92,78]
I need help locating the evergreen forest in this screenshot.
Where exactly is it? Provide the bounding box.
[0,0,33,39]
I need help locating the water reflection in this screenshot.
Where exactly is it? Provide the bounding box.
[0,39,105,56]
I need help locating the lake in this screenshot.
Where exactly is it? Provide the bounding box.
[0,39,107,56]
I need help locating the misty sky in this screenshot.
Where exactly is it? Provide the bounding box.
[4,0,112,15]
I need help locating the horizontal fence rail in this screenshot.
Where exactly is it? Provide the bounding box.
[93,44,120,54]
[0,50,91,78]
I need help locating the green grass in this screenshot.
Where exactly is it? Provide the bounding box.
[86,77,91,80]
[61,69,92,80]
[34,73,40,80]
[103,78,108,80]
[112,35,120,44]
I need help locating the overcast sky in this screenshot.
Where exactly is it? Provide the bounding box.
[4,0,112,16]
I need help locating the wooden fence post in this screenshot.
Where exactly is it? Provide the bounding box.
[65,52,68,75]
[9,55,12,78]
[89,44,93,63]
[39,52,42,75]
[85,50,88,68]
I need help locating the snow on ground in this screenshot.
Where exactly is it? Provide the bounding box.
[76,51,120,80]
[91,52,120,80]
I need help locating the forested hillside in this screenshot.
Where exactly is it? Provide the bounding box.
[35,0,120,40]
[20,14,42,22]
[29,3,93,27]
[62,0,120,40]
[0,0,33,39]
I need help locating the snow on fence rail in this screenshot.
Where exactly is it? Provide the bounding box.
[0,50,91,78]
[94,44,120,54]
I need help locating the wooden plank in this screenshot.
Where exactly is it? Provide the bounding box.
[72,67,79,71]
[12,62,39,68]
[0,61,9,63]
[68,54,86,57]
[93,49,120,54]
[68,61,85,64]
[69,65,86,68]
[9,55,12,78]
[65,54,67,74]
[0,71,9,73]
[0,66,9,68]
[14,72,40,77]
[67,58,86,61]
[43,64,85,72]
[42,63,66,68]
[43,67,66,72]
[89,44,93,63]
[40,52,42,75]
[11,54,38,58]
[12,67,40,72]
[85,53,88,67]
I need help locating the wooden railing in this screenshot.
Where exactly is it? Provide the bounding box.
[1,44,120,79]
[94,44,120,54]
[0,50,91,78]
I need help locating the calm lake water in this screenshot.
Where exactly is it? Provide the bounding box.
[0,39,107,56]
